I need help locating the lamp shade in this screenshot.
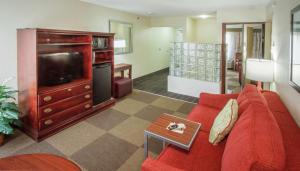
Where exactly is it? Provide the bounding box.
[114,39,126,48]
[246,59,274,82]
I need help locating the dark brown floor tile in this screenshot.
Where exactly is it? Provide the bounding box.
[71,133,138,171]
[177,102,197,114]
[117,148,144,171]
[141,137,163,155]
[86,109,130,131]
[13,141,65,157]
[135,105,173,122]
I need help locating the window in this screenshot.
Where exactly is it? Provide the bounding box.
[109,20,133,54]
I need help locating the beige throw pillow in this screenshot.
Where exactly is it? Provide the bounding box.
[209,99,238,145]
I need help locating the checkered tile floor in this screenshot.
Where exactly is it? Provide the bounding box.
[0,90,196,171]
[226,70,241,93]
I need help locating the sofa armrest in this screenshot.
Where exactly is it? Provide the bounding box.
[142,158,186,171]
[199,93,239,110]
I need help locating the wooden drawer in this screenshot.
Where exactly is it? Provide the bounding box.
[39,91,92,118]
[39,101,92,130]
[38,82,92,106]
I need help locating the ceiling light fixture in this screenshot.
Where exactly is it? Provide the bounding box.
[197,14,211,19]
[147,12,153,15]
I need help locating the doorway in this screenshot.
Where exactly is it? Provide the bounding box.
[221,22,267,93]
[225,24,243,93]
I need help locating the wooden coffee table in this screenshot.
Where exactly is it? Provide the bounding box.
[144,113,201,158]
[0,154,81,171]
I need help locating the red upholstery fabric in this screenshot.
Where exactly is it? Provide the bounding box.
[236,84,268,115]
[141,84,297,171]
[157,132,226,171]
[199,93,239,110]
[187,105,219,133]
[262,91,300,170]
[142,158,186,171]
[222,98,285,170]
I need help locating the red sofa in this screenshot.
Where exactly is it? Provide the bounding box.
[142,84,300,171]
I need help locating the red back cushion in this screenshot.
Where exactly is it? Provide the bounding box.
[237,84,265,115]
[221,102,285,171]
[237,84,258,102]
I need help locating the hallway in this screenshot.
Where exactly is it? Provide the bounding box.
[133,69,198,103]
[226,70,241,93]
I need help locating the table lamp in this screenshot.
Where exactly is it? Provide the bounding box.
[246,58,274,90]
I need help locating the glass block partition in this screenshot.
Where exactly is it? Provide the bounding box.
[169,42,222,82]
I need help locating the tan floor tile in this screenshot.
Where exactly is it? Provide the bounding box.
[151,96,185,111]
[127,90,159,104]
[173,112,188,119]
[177,102,196,114]
[68,158,88,171]
[46,122,105,156]
[109,117,150,146]
[0,132,35,158]
[70,133,138,171]
[117,148,144,171]
[14,141,65,157]
[113,98,148,115]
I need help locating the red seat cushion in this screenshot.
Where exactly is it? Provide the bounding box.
[157,132,225,171]
[142,158,185,171]
[187,105,220,133]
[222,102,285,171]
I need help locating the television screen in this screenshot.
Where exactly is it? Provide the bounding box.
[38,52,84,86]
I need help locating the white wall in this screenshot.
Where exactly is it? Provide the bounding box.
[0,0,174,88]
[150,6,269,45]
[272,0,300,126]
[150,16,186,28]
[172,7,268,44]
[216,6,267,42]
[195,18,218,43]
[168,76,221,97]
[185,17,197,42]
[116,27,175,77]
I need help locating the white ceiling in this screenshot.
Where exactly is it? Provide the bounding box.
[81,0,271,17]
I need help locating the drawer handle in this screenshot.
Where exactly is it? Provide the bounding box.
[84,94,91,99]
[44,119,53,125]
[84,85,91,89]
[43,96,52,102]
[67,88,72,92]
[43,108,52,113]
[85,104,91,109]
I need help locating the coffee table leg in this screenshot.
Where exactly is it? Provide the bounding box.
[144,132,148,159]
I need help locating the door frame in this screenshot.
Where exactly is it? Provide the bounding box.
[221,22,266,94]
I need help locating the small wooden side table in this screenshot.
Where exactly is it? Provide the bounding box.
[0,154,81,171]
[144,113,201,158]
[114,63,132,79]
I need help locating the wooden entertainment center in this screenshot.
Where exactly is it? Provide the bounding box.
[17,28,115,141]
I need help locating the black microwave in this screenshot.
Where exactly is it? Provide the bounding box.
[92,37,108,49]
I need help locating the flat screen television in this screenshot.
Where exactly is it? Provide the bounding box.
[38,52,84,86]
